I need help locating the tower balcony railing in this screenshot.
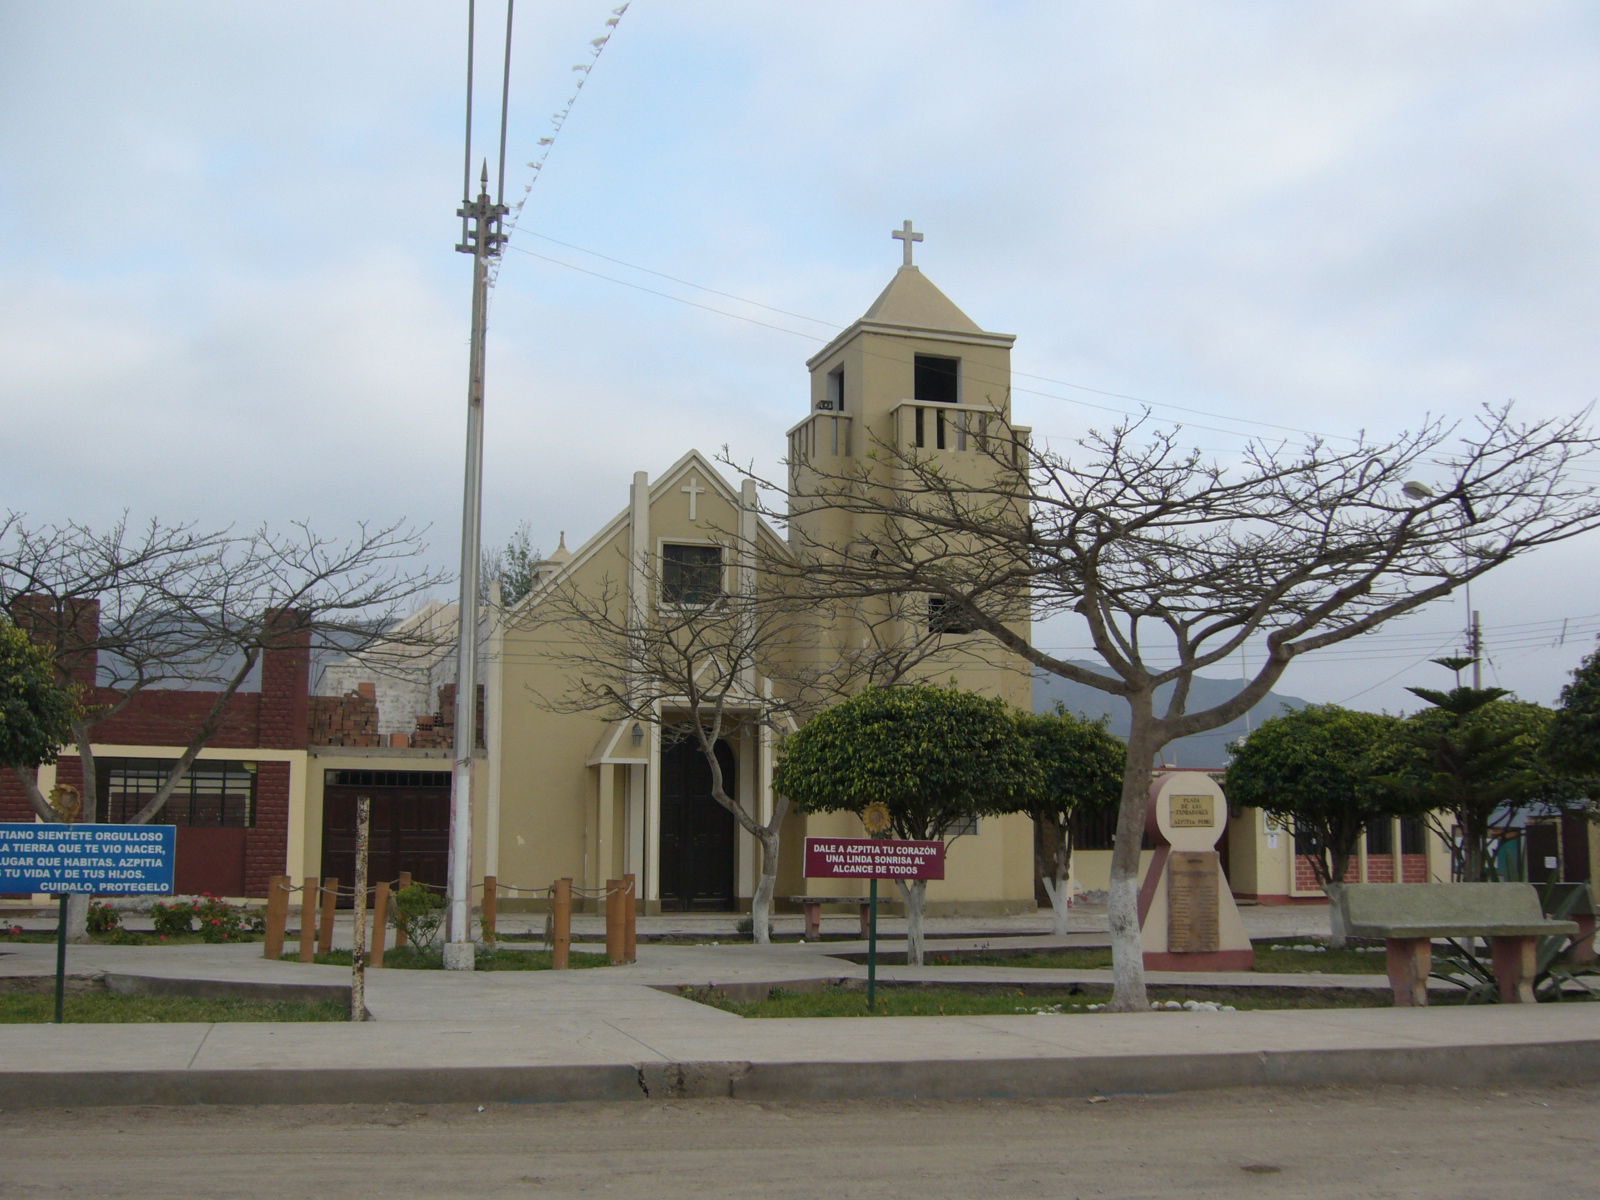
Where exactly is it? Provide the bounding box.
[787,409,854,464]
[889,400,1028,459]
[785,403,1031,481]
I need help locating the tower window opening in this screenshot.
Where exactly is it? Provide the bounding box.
[914,354,960,405]
[928,596,975,635]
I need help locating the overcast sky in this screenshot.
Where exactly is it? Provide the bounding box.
[4,1,1597,716]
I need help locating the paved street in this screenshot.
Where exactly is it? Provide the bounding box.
[5,1083,1597,1199]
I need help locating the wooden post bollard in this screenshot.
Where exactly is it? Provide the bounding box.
[605,878,624,964]
[623,873,637,963]
[264,875,289,960]
[372,881,391,967]
[394,871,412,948]
[350,798,370,1022]
[299,876,319,962]
[318,876,340,956]
[552,877,573,969]
[483,875,498,945]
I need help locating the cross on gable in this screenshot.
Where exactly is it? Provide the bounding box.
[892,219,923,267]
[681,475,708,522]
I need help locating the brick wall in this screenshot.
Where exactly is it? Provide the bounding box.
[1401,853,1429,882]
[9,595,99,687]
[258,609,310,750]
[1366,855,1396,883]
[90,689,264,747]
[10,597,309,751]
[243,761,290,896]
[1293,853,1363,892]
[5,598,307,898]
[1293,853,1319,892]
[308,686,381,747]
[409,683,486,751]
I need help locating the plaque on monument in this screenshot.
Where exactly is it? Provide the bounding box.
[1169,794,1214,828]
[1167,850,1221,952]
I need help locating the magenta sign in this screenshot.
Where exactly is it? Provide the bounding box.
[803,837,945,880]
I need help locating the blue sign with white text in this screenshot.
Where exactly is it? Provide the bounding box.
[0,824,177,895]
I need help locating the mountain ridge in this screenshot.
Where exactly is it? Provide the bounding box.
[1033,662,1311,768]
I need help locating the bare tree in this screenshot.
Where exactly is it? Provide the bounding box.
[739,402,1600,1009]
[1,513,450,827]
[522,550,951,943]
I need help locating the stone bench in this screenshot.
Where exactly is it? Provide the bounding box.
[787,896,873,940]
[1338,883,1579,1006]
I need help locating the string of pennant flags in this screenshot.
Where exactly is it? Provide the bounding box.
[490,3,630,289]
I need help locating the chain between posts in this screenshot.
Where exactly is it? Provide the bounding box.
[259,873,636,967]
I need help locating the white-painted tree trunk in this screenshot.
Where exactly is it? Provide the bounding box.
[1107,712,1160,1011]
[65,893,92,944]
[898,878,928,966]
[750,827,779,945]
[1041,874,1071,937]
[1323,880,1349,949]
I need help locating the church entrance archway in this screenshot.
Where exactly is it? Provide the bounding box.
[659,737,736,911]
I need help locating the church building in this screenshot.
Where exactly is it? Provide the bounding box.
[461,223,1039,914]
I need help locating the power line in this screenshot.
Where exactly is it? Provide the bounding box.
[506,230,1599,461]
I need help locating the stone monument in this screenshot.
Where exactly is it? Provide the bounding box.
[1137,770,1254,970]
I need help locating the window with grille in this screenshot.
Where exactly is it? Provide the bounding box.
[98,758,256,827]
[1400,818,1427,854]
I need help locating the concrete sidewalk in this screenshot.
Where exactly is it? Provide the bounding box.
[3,904,1596,1107]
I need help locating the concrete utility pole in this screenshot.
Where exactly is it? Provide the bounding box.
[444,164,506,971]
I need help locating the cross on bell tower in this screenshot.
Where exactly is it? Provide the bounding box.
[891,219,923,267]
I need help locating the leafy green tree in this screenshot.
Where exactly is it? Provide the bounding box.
[482,521,541,608]
[1547,646,1600,775]
[1225,704,1416,944]
[774,684,1043,964]
[1016,706,1124,936]
[0,618,79,778]
[1388,659,1588,881]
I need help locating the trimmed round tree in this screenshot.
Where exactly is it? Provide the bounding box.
[773,684,1042,964]
[1548,646,1600,775]
[1225,703,1414,944]
[1016,707,1124,935]
[1,619,79,801]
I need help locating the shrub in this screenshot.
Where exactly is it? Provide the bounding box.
[194,894,247,943]
[149,900,196,938]
[86,901,121,934]
[389,883,445,951]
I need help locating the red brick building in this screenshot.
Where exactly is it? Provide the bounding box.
[1,600,310,898]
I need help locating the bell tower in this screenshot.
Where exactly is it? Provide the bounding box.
[790,221,1019,484]
[784,223,1030,706]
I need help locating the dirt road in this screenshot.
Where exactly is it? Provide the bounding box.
[4,1082,1595,1199]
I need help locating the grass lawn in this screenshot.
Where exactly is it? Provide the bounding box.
[277,945,613,970]
[920,941,1389,974]
[680,982,1395,1018]
[0,992,349,1023]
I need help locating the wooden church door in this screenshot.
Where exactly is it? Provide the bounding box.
[659,738,737,911]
